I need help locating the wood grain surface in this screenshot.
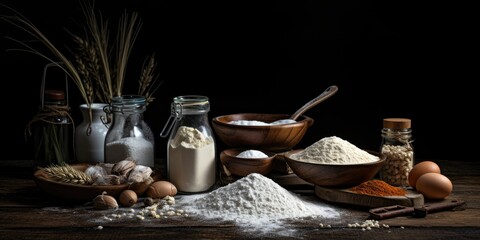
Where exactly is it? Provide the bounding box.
[0,160,479,239]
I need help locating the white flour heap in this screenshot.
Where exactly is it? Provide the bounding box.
[228,119,297,126]
[170,126,213,148]
[291,136,379,164]
[236,149,268,158]
[180,173,339,231]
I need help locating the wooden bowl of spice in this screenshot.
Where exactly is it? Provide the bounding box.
[220,148,276,177]
[212,113,314,152]
[283,136,386,188]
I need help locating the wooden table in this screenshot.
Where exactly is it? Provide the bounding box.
[1,159,479,239]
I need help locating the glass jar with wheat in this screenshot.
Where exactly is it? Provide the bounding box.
[27,89,73,169]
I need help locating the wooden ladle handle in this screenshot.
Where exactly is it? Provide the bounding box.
[290,85,338,121]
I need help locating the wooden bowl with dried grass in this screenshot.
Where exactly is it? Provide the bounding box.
[33,163,158,202]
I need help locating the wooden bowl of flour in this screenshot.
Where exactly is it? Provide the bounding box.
[220,148,276,177]
[283,149,386,188]
[212,113,314,152]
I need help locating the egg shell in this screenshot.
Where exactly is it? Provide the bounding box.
[146,180,178,199]
[416,172,452,200]
[408,161,441,187]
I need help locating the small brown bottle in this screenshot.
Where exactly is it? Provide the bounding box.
[379,118,414,186]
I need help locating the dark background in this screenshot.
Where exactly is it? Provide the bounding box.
[0,0,476,163]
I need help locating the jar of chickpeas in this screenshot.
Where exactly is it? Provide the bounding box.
[379,118,414,186]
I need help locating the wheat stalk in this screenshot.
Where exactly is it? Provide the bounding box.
[43,164,93,185]
[72,35,106,104]
[115,10,141,97]
[78,0,114,103]
[139,54,162,104]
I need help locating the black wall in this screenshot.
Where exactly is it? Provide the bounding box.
[0,0,476,162]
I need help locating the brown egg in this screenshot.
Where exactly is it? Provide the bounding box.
[415,172,452,200]
[146,180,178,199]
[408,161,441,187]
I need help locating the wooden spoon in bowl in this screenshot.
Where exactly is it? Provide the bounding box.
[290,85,339,121]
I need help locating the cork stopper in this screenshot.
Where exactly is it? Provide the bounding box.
[383,118,411,129]
[45,89,65,101]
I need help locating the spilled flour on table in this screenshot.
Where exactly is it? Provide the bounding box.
[40,173,342,237]
[177,173,340,234]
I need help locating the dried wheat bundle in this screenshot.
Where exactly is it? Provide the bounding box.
[2,0,162,118]
[43,164,93,185]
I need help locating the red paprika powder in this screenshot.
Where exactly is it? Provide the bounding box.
[349,179,407,196]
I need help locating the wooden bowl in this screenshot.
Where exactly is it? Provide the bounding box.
[283,150,386,188]
[33,163,158,203]
[212,113,314,152]
[220,148,276,177]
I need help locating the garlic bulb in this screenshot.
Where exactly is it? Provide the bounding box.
[111,158,137,177]
[104,175,127,185]
[85,165,108,185]
[127,165,153,184]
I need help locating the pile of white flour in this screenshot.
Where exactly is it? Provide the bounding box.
[170,126,213,148]
[291,136,379,164]
[179,173,339,232]
[236,149,268,158]
[228,119,297,126]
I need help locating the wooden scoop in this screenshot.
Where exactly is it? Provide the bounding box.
[290,85,339,121]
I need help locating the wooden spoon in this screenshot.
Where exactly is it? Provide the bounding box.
[290,85,338,121]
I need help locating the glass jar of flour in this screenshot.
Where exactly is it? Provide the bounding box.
[104,95,155,167]
[160,95,216,193]
[379,118,414,186]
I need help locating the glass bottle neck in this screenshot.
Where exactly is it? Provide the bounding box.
[109,95,146,113]
[381,128,412,145]
[160,95,210,138]
[173,95,210,115]
[382,128,411,136]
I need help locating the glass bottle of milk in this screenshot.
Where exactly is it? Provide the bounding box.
[161,95,216,193]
